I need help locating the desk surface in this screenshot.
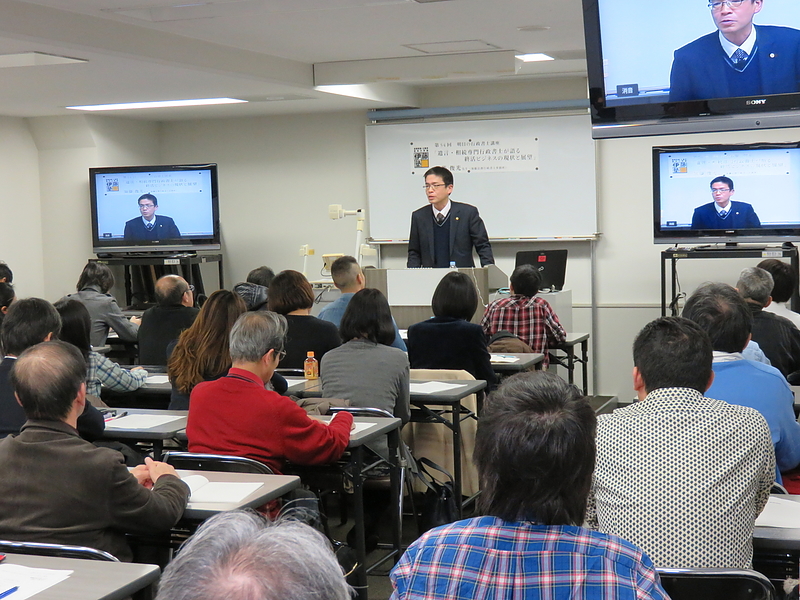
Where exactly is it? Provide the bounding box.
[0,553,159,600]
[490,353,544,372]
[100,408,187,440]
[176,469,300,520]
[293,377,486,404]
[560,332,590,346]
[311,415,402,448]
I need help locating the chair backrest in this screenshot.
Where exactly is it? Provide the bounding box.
[163,451,274,474]
[657,568,776,600]
[0,539,118,562]
[329,406,394,419]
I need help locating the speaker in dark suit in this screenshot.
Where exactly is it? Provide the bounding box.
[123,192,181,240]
[691,176,761,230]
[670,24,800,102]
[407,167,494,268]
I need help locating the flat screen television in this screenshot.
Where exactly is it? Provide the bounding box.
[653,141,800,244]
[90,164,220,255]
[583,0,800,138]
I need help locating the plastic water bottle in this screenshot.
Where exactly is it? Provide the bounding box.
[304,351,319,380]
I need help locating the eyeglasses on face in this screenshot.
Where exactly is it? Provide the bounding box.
[708,0,746,11]
[423,183,447,190]
[711,188,731,194]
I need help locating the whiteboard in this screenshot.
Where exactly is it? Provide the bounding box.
[365,115,598,241]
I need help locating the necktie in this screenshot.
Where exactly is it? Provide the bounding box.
[146,222,155,231]
[719,210,728,219]
[436,213,444,225]
[732,48,748,64]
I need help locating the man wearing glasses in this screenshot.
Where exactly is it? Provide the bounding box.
[691,176,761,229]
[407,166,494,268]
[669,0,800,102]
[123,193,181,240]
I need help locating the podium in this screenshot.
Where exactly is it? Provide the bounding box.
[364,266,507,328]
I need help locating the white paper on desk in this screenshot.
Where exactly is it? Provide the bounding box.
[321,420,376,437]
[756,496,800,528]
[0,564,73,600]
[490,354,520,363]
[181,475,263,503]
[105,414,183,429]
[145,375,170,384]
[410,381,466,394]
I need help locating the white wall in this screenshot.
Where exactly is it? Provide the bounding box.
[0,117,45,298]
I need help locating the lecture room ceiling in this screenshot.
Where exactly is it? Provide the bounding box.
[0,0,587,120]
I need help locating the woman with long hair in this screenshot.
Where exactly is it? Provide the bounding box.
[407,271,496,389]
[167,289,247,410]
[54,298,147,398]
[267,270,340,370]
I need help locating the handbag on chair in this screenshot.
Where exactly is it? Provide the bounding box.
[414,457,459,534]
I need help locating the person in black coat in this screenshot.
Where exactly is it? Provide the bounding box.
[123,193,181,240]
[407,271,496,390]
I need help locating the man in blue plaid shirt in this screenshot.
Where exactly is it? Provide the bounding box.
[390,372,669,600]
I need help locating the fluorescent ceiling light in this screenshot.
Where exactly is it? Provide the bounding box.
[515,53,555,62]
[66,97,247,111]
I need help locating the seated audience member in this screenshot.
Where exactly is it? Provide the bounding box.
[0,261,12,283]
[319,256,406,351]
[55,298,147,399]
[587,317,774,568]
[267,270,340,370]
[481,264,566,368]
[683,283,800,483]
[737,266,800,379]
[64,262,139,348]
[744,339,772,365]
[232,265,274,312]
[407,272,496,389]
[0,298,104,440]
[155,510,351,600]
[759,258,800,330]
[168,290,248,410]
[0,282,14,331]
[187,311,353,473]
[391,372,668,600]
[0,341,188,560]
[138,274,199,365]
[322,288,410,456]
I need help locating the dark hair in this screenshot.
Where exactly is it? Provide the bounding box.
[168,290,247,394]
[0,283,15,331]
[424,166,453,187]
[339,289,395,346]
[138,193,158,206]
[757,259,797,304]
[76,262,115,294]
[155,275,189,306]
[267,270,314,314]
[54,298,92,360]
[247,266,275,288]
[682,283,752,353]
[633,317,712,394]
[510,264,541,297]
[475,372,595,525]
[330,256,361,290]
[710,176,734,190]
[1,298,61,356]
[431,272,478,321]
[11,341,86,421]
[0,262,12,283]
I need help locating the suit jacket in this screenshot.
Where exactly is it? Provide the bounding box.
[407,316,496,389]
[0,420,189,561]
[670,25,800,102]
[691,201,761,230]
[123,215,181,240]
[138,304,199,365]
[407,201,494,268]
[0,358,105,441]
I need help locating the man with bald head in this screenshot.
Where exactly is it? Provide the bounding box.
[138,274,199,365]
[0,341,188,560]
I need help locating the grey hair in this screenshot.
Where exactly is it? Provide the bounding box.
[737,267,774,306]
[155,510,352,600]
[229,311,287,363]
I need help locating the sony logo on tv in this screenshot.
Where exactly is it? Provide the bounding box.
[746,98,767,105]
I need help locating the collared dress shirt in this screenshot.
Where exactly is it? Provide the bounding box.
[390,515,669,600]
[480,295,565,367]
[587,387,775,568]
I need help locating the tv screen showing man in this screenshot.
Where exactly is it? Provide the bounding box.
[669,0,800,102]
[124,193,181,241]
[691,176,761,229]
